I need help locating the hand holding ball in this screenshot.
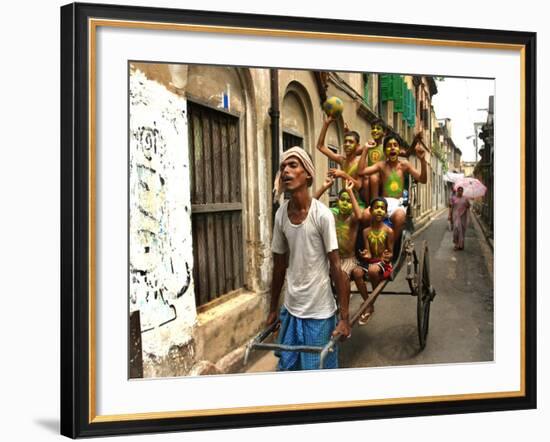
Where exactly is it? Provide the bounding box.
[323,96,344,117]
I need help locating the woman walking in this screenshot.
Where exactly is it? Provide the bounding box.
[448,186,470,250]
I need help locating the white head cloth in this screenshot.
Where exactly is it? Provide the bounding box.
[273,146,315,200]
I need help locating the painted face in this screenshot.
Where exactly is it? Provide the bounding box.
[457,187,464,197]
[280,156,309,191]
[371,200,387,221]
[371,124,384,141]
[343,135,358,156]
[337,192,353,216]
[385,138,400,162]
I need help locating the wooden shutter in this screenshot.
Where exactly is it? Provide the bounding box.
[380,74,393,102]
[406,88,416,128]
[188,102,244,306]
[393,75,405,113]
[403,86,410,122]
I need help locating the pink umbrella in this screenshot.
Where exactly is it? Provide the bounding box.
[453,177,487,199]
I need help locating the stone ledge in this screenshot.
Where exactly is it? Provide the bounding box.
[189,336,277,376]
[194,290,268,365]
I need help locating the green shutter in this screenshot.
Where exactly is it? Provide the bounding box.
[380,74,392,102]
[393,75,404,112]
[403,86,411,121]
[408,95,416,128]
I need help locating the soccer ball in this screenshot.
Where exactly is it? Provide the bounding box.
[323,96,344,117]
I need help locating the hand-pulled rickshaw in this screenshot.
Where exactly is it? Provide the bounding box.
[244,180,437,370]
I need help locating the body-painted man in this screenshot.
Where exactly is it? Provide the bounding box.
[359,119,411,204]
[359,119,386,204]
[358,133,427,241]
[359,197,395,323]
[316,115,363,193]
[268,147,351,371]
[315,178,370,320]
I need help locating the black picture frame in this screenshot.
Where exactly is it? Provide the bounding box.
[61,2,537,438]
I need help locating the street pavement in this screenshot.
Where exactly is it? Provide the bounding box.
[340,209,494,368]
[245,209,494,372]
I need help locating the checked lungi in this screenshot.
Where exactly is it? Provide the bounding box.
[276,306,338,370]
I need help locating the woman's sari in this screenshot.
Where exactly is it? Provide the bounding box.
[450,195,470,249]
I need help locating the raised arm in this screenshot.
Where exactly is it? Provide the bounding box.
[345,179,363,221]
[355,139,375,157]
[316,115,343,164]
[329,167,362,190]
[266,253,287,326]
[404,131,423,156]
[314,175,335,199]
[406,144,427,184]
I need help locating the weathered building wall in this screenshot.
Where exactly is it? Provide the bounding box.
[326,74,372,140]
[129,63,274,377]
[279,70,320,186]
[129,67,197,377]
[430,107,445,210]
[248,68,274,293]
[406,77,442,220]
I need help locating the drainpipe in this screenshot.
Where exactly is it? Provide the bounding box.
[269,69,280,221]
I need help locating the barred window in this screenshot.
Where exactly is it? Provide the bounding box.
[327,145,342,205]
[188,101,244,306]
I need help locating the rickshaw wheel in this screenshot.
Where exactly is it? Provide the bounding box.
[416,240,432,350]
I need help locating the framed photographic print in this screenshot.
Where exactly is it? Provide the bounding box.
[60,2,536,438]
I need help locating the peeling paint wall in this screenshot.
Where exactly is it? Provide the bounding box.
[282,91,307,138]
[186,65,245,114]
[248,68,273,294]
[129,68,197,376]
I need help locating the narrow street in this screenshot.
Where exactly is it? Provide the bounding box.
[246,210,494,372]
[341,210,494,368]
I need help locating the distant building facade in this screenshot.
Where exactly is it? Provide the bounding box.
[474,96,494,236]
[462,161,477,177]
[436,118,462,202]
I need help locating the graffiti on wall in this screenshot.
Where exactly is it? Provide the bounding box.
[129,68,196,335]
